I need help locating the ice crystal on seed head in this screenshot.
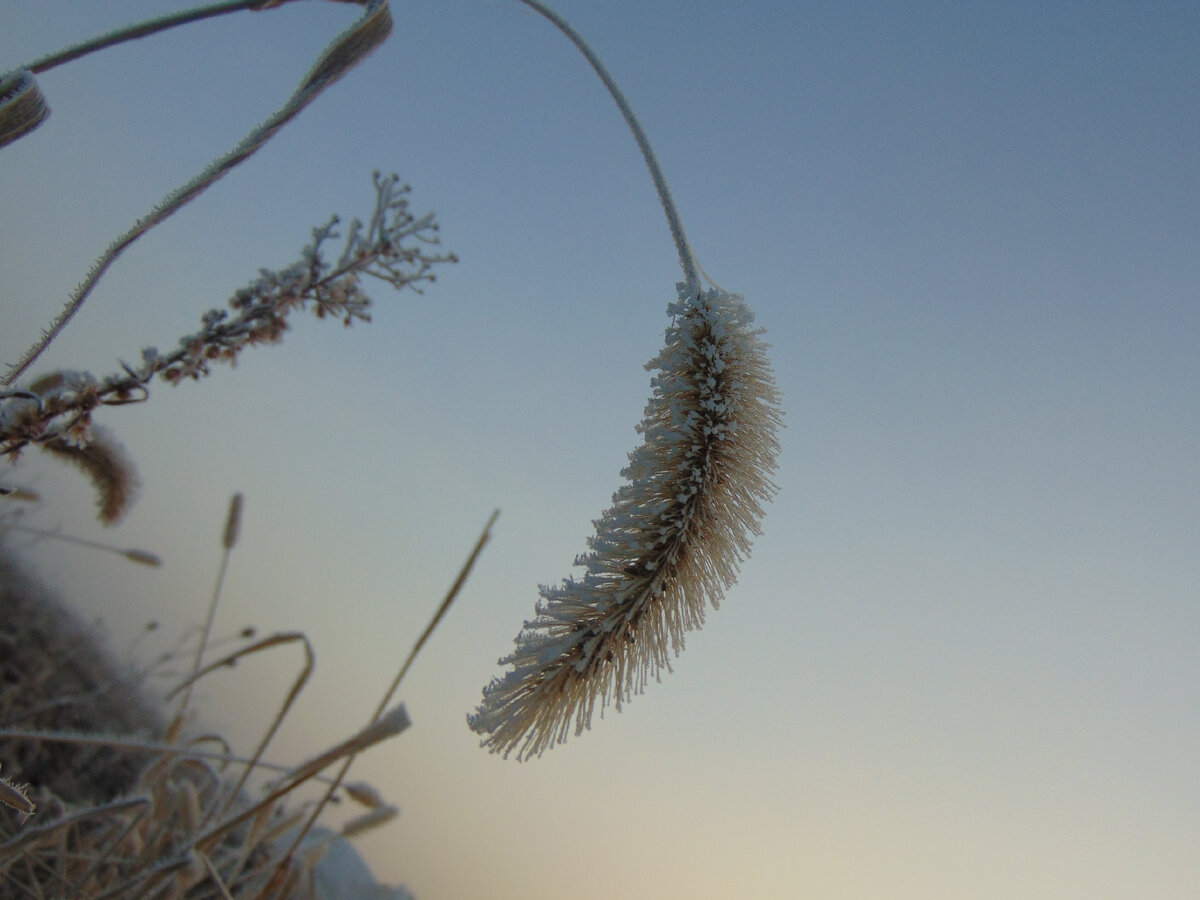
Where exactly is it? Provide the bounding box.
[469,284,781,760]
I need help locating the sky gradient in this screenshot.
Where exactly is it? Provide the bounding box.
[2,2,1198,898]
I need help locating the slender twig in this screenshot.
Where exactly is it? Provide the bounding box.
[192,705,411,853]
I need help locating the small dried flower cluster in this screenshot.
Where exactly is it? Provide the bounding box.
[470,283,782,759]
[0,174,454,517]
[157,171,453,384]
[153,173,451,386]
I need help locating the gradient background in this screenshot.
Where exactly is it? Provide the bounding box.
[2,2,1198,897]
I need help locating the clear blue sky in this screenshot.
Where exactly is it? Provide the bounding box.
[2,2,1198,898]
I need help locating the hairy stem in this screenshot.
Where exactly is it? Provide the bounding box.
[24,0,297,75]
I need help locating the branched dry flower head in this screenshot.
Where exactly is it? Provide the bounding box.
[0,173,454,519]
[470,284,781,759]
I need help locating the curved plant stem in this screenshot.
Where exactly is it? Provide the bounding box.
[273,509,498,885]
[24,0,296,75]
[516,0,699,291]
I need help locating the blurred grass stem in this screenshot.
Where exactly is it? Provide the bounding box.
[176,494,243,723]
[273,509,499,884]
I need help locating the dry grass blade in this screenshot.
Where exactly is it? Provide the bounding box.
[1,492,432,897]
[341,781,385,809]
[198,848,236,900]
[276,509,499,877]
[23,1,283,76]
[0,796,148,856]
[339,804,398,839]
[194,704,411,854]
[0,727,330,780]
[166,632,311,706]
[378,508,499,717]
[0,703,404,899]
[68,797,156,894]
[166,630,315,819]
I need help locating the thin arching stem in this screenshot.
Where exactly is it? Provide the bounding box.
[25,0,297,75]
[517,0,700,292]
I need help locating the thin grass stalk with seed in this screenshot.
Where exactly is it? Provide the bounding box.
[175,493,244,722]
[0,523,161,567]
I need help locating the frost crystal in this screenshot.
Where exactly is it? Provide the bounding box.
[469,284,781,759]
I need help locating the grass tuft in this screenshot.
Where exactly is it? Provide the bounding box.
[0,501,494,897]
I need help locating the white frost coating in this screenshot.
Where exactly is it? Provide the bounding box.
[469,284,781,759]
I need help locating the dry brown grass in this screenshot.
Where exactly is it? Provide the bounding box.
[0,505,495,898]
[0,550,345,898]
